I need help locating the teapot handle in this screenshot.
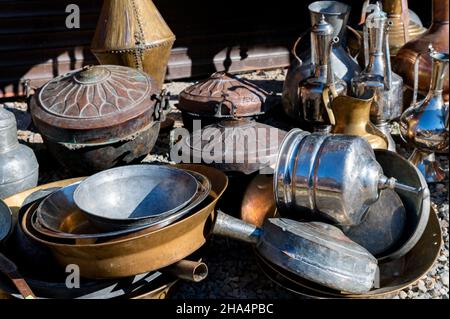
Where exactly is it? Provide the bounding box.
[291,28,311,67]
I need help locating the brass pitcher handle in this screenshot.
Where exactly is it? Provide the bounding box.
[322,86,336,126]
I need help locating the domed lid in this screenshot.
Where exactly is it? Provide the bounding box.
[0,107,18,152]
[0,107,15,130]
[183,119,286,174]
[178,72,272,118]
[30,65,160,144]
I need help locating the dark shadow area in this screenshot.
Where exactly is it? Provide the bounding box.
[0,0,432,99]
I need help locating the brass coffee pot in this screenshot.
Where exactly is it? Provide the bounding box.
[381,0,426,56]
[400,47,449,183]
[331,94,389,150]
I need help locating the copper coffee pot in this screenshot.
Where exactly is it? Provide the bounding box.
[394,0,449,102]
[400,47,449,183]
[331,93,389,150]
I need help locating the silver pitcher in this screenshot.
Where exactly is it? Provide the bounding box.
[0,107,39,199]
[282,1,361,122]
[352,2,403,152]
[274,129,420,226]
[298,16,347,132]
[400,46,449,183]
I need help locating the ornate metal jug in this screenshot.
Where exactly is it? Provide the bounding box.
[0,108,38,199]
[282,1,360,122]
[331,94,389,150]
[400,47,449,183]
[298,16,347,132]
[352,2,403,152]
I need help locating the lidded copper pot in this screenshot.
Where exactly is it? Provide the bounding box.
[30,65,167,174]
[177,72,274,130]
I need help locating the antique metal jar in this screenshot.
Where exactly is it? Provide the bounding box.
[331,94,389,150]
[274,129,419,226]
[0,108,38,199]
[30,65,166,174]
[297,16,347,132]
[179,119,286,215]
[283,1,360,122]
[394,0,449,102]
[177,72,274,130]
[382,0,427,56]
[400,48,449,183]
[352,3,403,152]
[91,0,176,90]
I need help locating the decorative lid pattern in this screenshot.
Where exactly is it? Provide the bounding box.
[38,66,152,119]
[30,65,159,144]
[178,72,271,118]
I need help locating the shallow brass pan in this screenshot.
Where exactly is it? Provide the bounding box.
[19,164,228,279]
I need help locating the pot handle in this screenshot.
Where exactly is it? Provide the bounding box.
[0,253,35,299]
[213,210,260,245]
[291,28,310,66]
[152,90,171,122]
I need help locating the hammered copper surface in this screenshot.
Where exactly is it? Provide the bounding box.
[394,0,449,101]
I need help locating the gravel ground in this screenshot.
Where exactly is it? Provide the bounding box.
[1,69,448,299]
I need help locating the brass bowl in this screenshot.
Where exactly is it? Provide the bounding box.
[20,165,228,279]
[33,169,211,242]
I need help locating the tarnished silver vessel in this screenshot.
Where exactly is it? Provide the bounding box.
[282,1,361,122]
[352,3,403,152]
[0,108,39,199]
[298,16,347,132]
[274,129,420,226]
[400,47,449,183]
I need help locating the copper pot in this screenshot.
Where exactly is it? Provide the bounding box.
[394,0,449,101]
